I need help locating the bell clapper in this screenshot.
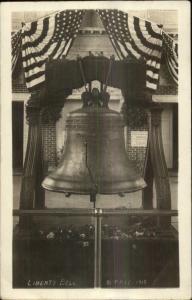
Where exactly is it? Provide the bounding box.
[118,192,125,197]
[65,192,71,198]
[84,138,98,207]
[90,192,97,208]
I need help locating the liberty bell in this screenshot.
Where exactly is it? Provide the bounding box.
[42,88,146,196]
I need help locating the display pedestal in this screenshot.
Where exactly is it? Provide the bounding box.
[13,208,178,288]
[13,208,179,288]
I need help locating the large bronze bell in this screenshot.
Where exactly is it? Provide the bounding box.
[42,88,146,195]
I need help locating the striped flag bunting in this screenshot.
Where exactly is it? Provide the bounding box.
[12,9,178,92]
[21,10,85,91]
[12,29,22,73]
[97,9,163,91]
[162,31,178,84]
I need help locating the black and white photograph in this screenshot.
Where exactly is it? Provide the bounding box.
[0,1,191,300]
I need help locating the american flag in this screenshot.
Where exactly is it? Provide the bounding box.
[12,29,22,73]
[162,31,178,84]
[98,9,163,91]
[21,10,85,91]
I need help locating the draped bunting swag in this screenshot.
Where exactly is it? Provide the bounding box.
[97,9,163,91]
[162,31,178,84]
[12,9,178,91]
[21,10,85,91]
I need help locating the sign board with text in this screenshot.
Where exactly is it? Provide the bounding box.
[131,131,148,147]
